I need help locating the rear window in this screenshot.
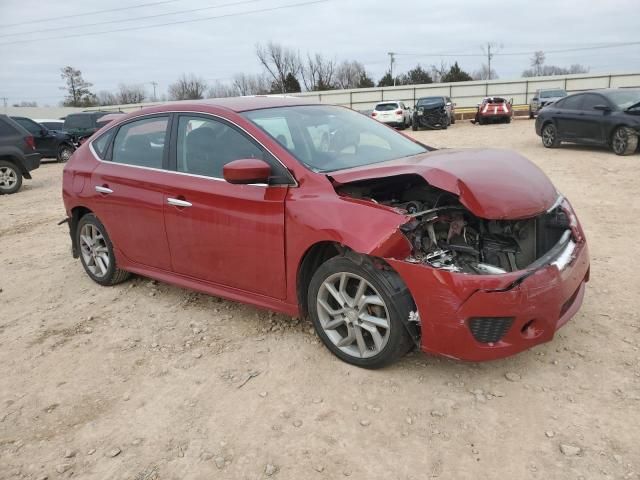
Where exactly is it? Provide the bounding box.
[41,121,64,130]
[0,118,20,136]
[540,89,567,99]
[64,114,93,129]
[375,103,399,111]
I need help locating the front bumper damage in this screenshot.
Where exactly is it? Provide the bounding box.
[387,236,589,361]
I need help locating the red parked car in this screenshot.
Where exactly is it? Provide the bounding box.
[62,97,589,368]
[472,97,513,124]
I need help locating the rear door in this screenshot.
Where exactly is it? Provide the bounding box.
[89,114,173,270]
[162,114,289,299]
[553,94,584,140]
[574,93,610,144]
[13,117,57,156]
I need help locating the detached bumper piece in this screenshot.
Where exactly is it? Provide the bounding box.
[468,317,514,343]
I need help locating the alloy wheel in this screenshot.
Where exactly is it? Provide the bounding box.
[59,147,73,162]
[316,272,391,359]
[542,125,556,147]
[0,166,18,190]
[79,223,110,278]
[612,128,629,154]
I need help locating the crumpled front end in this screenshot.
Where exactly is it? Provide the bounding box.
[415,106,449,128]
[334,173,590,361]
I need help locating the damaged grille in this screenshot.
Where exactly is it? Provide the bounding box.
[468,317,514,343]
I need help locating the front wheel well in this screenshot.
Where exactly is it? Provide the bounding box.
[296,242,343,317]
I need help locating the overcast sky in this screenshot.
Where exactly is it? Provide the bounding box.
[1,0,639,105]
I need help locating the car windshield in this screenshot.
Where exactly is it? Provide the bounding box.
[605,90,640,110]
[540,90,567,98]
[242,105,428,173]
[417,97,444,107]
[375,103,399,111]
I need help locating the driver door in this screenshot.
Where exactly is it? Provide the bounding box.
[162,114,290,299]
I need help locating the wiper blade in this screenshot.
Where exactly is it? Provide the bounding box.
[625,100,640,111]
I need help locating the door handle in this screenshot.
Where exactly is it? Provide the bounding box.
[95,186,113,194]
[167,198,192,208]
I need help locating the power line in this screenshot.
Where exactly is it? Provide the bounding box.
[0,0,183,28]
[0,0,264,39]
[0,0,331,46]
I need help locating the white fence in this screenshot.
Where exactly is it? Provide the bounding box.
[6,71,640,119]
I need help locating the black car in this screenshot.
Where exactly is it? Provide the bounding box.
[535,88,640,155]
[0,115,41,194]
[11,116,76,162]
[63,112,110,140]
[412,96,453,130]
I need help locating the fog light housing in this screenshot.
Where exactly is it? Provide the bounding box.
[468,317,514,343]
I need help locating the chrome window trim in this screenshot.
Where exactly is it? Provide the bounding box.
[89,110,298,187]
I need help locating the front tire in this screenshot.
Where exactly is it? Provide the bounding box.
[57,144,74,163]
[611,126,638,156]
[0,160,22,195]
[542,123,560,148]
[307,255,415,369]
[77,213,131,286]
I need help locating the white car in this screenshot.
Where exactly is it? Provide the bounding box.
[371,101,412,129]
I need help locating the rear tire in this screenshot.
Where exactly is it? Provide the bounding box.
[307,255,415,369]
[0,160,22,195]
[412,122,418,131]
[57,144,74,163]
[611,126,638,156]
[77,213,131,286]
[506,117,512,124]
[450,114,456,125]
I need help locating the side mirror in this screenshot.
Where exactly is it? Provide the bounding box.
[509,98,513,105]
[593,104,611,112]
[532,97,538,102]
[40,128,49,136]
[223,158,271,185]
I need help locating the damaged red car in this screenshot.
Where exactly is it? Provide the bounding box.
[62,97,589,368]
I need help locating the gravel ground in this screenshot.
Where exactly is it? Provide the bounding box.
[1,118,639,480]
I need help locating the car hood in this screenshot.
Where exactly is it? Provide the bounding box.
[328,148,558,220]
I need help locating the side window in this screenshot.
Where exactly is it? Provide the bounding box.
[92,129,116,159]
[559,94,583,110]
[176,115,292,184]
[581,94,606,111]
[112,116,168,168]
[14,118,40,134]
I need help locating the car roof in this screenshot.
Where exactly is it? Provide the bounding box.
[33,118,63,122]
[598,88,640,96]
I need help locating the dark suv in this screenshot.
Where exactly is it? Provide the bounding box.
[63,112,110,140]
[11,116,76,162]
[0,115,41,194]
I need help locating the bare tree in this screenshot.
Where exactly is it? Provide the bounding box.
[96,90,117,106]
[334,60,369,89]
[530,51,546,77]
[116,84,146,104]
[233,73,270,96]
[472,64,499,81]
[429,61,449,83]
[301,53,336,91]
[168,74,208,100]
[256,42,301,93]
[207,81,237,98]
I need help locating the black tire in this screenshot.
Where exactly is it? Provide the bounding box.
[0,160,23,195]
[412,121,418,131]
[506,116,512,124]
[611,126,639,156]
[541,122,560,148]
[76,213,131,286]
[450,114,456,125]
[307,255,415,369]
[57,144,74,163]
[529,108,534,120]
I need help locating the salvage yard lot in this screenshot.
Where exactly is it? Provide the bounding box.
[1,119,639,479]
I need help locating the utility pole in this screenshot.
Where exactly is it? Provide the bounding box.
[150,81,158,102]
[387,52,396,86]
[487,43,492,80]
[1,97,7,114]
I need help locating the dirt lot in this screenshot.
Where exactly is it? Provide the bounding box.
[1,118,639,480]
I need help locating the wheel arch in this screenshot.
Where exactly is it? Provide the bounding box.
[296,241,343,317]
[69,205,94,258]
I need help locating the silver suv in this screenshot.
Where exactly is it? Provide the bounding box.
[529,88,568,118]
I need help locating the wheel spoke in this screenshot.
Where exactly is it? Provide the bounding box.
[324,317,345,330]
[360,294,385,309]
[336,325,356,347]
[352,278,367,307]
[95,256,107,275]
[360,322,384,351]
[80,234,93,247]
[354,326,367,357]
[325,283,346,308]
[359,313,389,329]
[318,298,344,316]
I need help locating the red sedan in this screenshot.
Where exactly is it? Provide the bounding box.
[62,97,589,368]
[473,96,514,124]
